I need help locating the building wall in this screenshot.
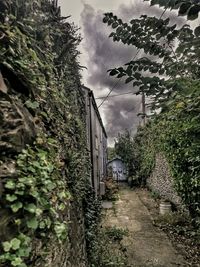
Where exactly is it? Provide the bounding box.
[107,159,127,181]
[83,87,107,196]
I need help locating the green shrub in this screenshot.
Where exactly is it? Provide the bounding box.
[103,178,119,201]
[88,225,128,267]
[134,84,200,218]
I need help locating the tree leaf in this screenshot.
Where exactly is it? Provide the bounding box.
[178,2,192,16]
[194,25,200,36]
[134,72,141,80]
[125,77,134,84]
[150,0,160,6]
[103,17,109,23]
[126,65,132,76]
[112,22,118,28]
[133,81,142,87]
[109,69,118,76]
[187,5,200,20]
[109,32,115,38]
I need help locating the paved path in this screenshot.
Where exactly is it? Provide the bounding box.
[103,184,186,267]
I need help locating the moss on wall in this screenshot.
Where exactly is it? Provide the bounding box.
[0,1,95,266]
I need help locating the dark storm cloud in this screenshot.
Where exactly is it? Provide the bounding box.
[105,94,141,141]
[80,3,137,92]
[80,1,185,145]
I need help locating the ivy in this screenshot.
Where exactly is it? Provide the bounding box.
[1,135,71,266]
[0,0,93,266]
[134,84,200,219]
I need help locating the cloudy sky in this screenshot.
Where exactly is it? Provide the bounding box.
[58,0,179,145]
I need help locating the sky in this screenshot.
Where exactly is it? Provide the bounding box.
[58,0,181,146]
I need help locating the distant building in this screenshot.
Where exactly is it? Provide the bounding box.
[82,86,107,196]
[107,157,127,182]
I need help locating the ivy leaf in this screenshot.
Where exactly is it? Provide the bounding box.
[2,241,12,252]
[25,100,39,110]
[5,180,16,189]
[18,247,31,257]
[18,233,31,245]
[54,222,67,240]
[187,5,200,20]
[11,202,23,213]
[39,221,46,229]
[24,203,37,213]
[27,217,38,229]
[6,194,18,202]
[11,238,21,250]
[11,257,23,266]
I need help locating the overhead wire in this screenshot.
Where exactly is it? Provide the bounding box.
[95,91,133,100]
[97,49,140,109]
[97,5,169,110]
[97,78,122,108]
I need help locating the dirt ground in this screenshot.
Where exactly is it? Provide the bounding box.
[102,184,189,267]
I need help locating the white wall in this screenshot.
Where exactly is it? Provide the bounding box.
[107,159,127,181]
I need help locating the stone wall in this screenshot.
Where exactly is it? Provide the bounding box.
[0,1,92,266]
[0,84,88,267]
[147,154,182,205]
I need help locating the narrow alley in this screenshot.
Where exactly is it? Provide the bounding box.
[103,184,186,267]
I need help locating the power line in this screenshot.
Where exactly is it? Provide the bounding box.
[96,4,166,110]
[95,91,133,100]
[97,78,122,108]
[97,49,140,109]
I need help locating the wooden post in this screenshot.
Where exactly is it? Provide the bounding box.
[141,91,146,126]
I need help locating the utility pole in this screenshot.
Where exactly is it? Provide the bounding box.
[141,91,146,126]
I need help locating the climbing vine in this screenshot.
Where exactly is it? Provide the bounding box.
[134,84,200,218]
[0,0,94,266]
[0,135,71,266]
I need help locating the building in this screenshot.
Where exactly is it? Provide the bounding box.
[107,157,127,182]
[82,86,107,196]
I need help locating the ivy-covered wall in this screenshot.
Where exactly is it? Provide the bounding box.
[0,1,95,266]
[147,154,182,205]
[135,85,200,219]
